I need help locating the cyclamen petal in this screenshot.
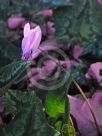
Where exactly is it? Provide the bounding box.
[72,44,83,60]
[30,26,42,51]
[85,62,102,86]
[38,9,53,17]
[31,50,40,59]
[24,23,30,37]
[69,92,102,136]
[7,16,25,29]
[22,23,42,60]
[22,37,30,53]
[98,0,102,5]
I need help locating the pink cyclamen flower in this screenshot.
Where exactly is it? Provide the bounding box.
[37,9,53,17]
[22,23,42,60]
[7,16,25,29]
[85,62,102,86]
[97,0,102,5]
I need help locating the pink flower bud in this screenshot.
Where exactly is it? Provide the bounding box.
[37,9,53,17]
[7,16,25,29]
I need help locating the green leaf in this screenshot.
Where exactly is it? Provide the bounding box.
[45,75,73,118]
[0,37,21,67]
[55,121,62,132]
[61,124,75,136]
[0,90,59,136]
[0,60,31,94]
[5,92,17,115]
[54,0,102,45]
[45,86,65,118]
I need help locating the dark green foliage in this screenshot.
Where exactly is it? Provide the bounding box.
[54,0,102,45]
[0,0,101,135]
[0,61,31,94]
[0,37,21,67]
[45,75,74,118]
[81,39,102,61]
[0,90,59,136]
[0,0,71,19]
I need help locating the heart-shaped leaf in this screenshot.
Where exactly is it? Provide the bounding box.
[0,90,60,136]
[45,75,74,118]
[54,0,102,45]
[0,60,31,94]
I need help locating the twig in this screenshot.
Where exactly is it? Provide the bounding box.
[70,116,74,128]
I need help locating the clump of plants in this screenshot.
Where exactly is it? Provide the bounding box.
[0,0,102,136]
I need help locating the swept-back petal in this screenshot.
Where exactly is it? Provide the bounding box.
[22,37,30,53]
[7,16,25,29]
[24,23,30,37]
[30,26,42,51]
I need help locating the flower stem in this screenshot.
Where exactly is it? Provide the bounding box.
[73,80,101,136]
[65,95,70,124]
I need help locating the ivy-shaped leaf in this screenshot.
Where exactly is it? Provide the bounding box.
[4,92,17,115]
[54,0,102,45]
[0,60,31,94]
[45,85,65,118]
[0,90,59,136]
[45,75,74,118]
